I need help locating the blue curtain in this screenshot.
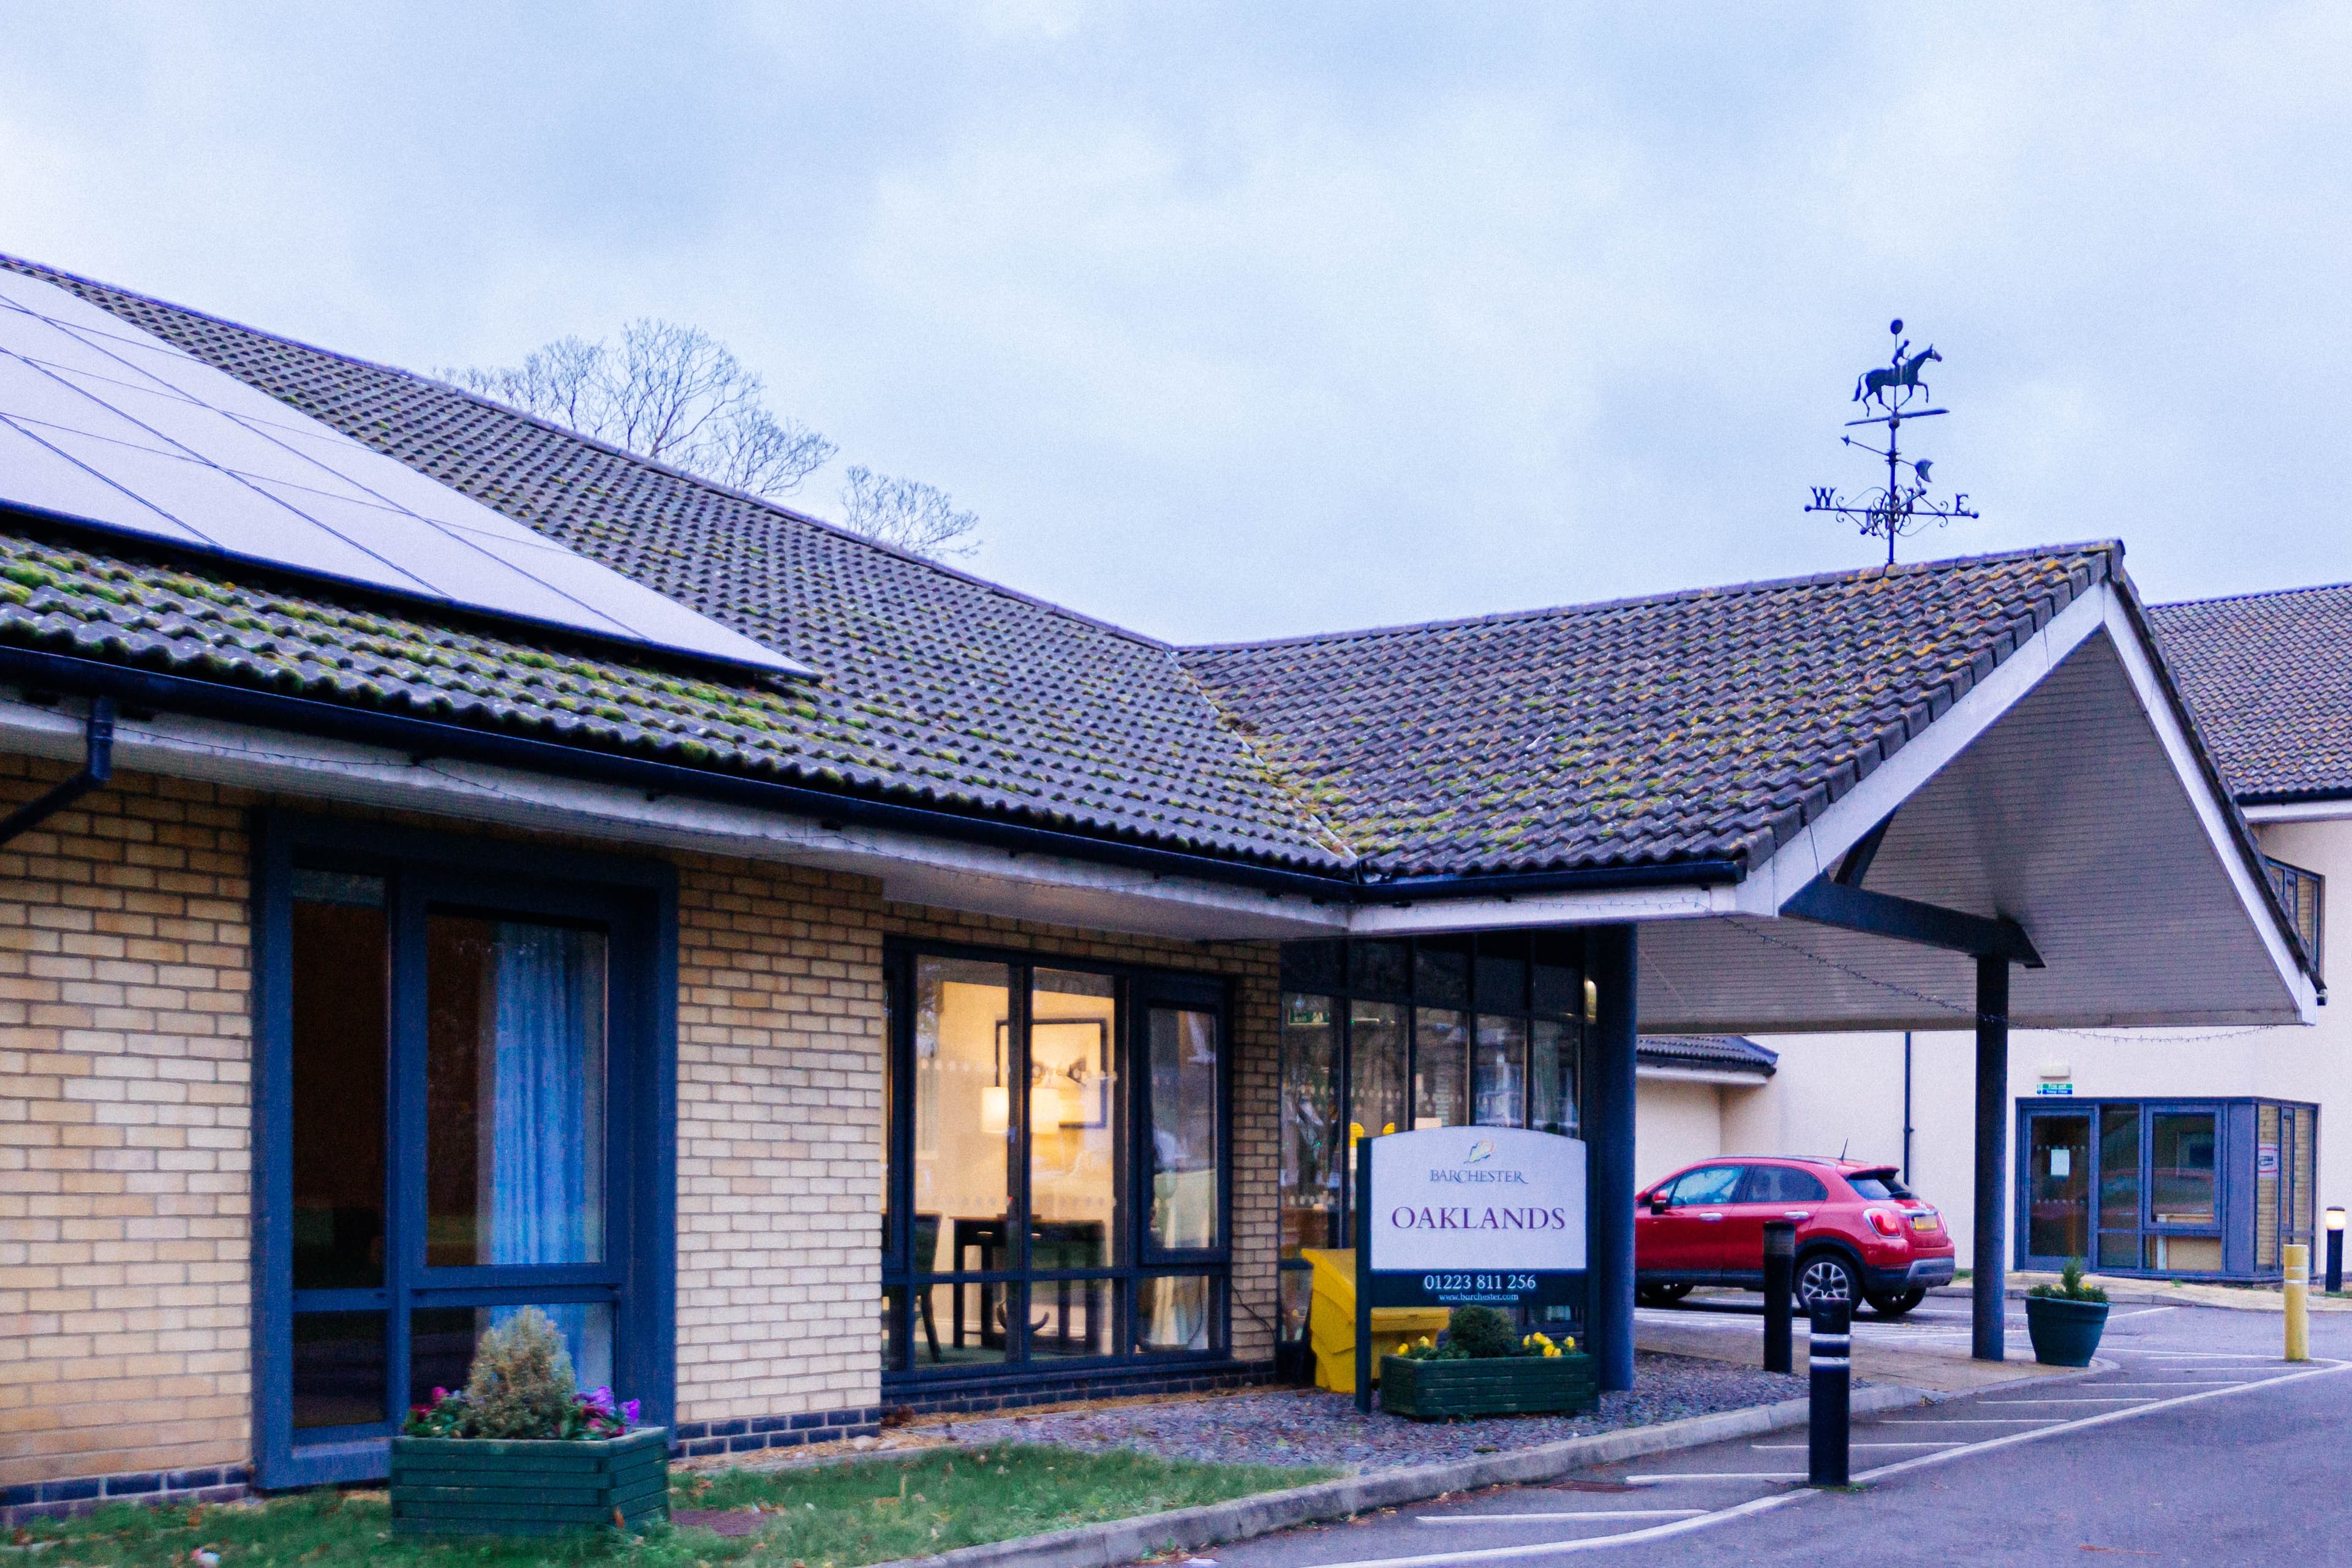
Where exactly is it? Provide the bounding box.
[484,922,610,1387]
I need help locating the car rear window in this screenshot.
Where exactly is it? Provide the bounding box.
[1846,1170,1915,1200]
[1743,1165,1828,1203]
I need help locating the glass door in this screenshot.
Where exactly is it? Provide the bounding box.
[2022,1112,2092,1267]
[2095,1104,2143,1271]
[2146,1106,2223,1272]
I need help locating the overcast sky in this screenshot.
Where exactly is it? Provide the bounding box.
[6,4,2349,643]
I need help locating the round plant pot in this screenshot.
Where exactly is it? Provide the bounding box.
[2024,1295,2109,1366]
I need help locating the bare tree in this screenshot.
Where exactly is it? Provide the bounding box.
[448,320,836,499]
[838,466,982,559]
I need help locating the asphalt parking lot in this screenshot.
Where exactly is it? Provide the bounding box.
[1201,1298,2350,1566]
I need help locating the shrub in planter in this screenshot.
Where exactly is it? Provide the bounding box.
[391,1308,666,1537]
[2024,1257,2111,1367]
[1379,1306,1597,1421]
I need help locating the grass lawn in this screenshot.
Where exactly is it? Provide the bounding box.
[10,1445,1333,1568]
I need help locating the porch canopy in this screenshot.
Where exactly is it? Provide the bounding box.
[1174,541,2315,1373]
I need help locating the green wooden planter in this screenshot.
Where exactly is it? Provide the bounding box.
[390,1427,669,1537]
[1378,1354,1597,1421]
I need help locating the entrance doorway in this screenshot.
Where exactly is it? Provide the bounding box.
[2025,1112,2090,1261]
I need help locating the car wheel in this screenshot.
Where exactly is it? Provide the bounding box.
[1637,1283,1694,1308]
[1794,1253,1858,1313]
[1865,1289,1926,1319]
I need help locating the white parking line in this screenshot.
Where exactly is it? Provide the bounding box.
[1975,1396,2155,1404]
[1869,1417,2067,1425]
[1284,1361,2351,1567]
[1750,1441,1964,1449]
[1621,1472,1801,1484]
[1413,1511,1703,1526]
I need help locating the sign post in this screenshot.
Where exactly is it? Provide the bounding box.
[1352,1126,1589,1415]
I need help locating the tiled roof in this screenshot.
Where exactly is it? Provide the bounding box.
[1637,1035,1778,1075]
[1180,546,2116,878]
[0,255,1351,871]
[2148,585,2352,802]
[0,254,2132,886]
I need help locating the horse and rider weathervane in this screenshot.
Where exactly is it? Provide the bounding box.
[1804,319,1979,565]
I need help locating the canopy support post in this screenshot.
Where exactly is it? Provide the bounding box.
[1972,954,2010,1361]
[1588,924,1638,1392]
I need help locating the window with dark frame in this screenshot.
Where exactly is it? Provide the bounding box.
[1275,933,1588,1345]
[878,941,1231,1381]
[2264,855,2324,976]
[258,818,673,1490]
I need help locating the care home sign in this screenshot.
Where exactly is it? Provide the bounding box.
[1361,1125,1588,1310]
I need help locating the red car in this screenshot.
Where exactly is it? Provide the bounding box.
[1635,1156,1956,1317]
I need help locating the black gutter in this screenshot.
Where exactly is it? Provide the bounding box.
[0,643,1746,907]
[2237,788,2352,807]
[0,695,113,845]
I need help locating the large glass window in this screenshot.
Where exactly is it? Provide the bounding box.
[262,828,663,1489]
[1148,1007,1221,1251]
[2097,1104,2141,1272]
[290,873,387,1297]
[1474,1016,1528,1128]
[2150,1111,2218,1226]
[1274,935,1588,1348]
[1412,1008,1469,1128]
[424,916,608,1269]
[1531,1019,1578,1137]
[883,945,1227,1378]
[1350,1001,1407,1142]
[910,957,1014,1367]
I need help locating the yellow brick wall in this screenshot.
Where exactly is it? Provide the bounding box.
[669,881,1283,1427]
[0,755,1283,1488]
[0,758,255,1489]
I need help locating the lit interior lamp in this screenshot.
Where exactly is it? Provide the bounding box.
[979,1079,1074,1136]
[2330,1207,2346,1233]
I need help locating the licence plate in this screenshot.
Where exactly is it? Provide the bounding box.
[1910,1213,1942,1232]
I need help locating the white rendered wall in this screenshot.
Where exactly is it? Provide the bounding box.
[1635,1078,1730,1189]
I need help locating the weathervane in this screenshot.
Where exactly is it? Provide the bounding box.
[1804,319,1978,565]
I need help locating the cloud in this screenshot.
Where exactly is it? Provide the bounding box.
[4,3,2350,639]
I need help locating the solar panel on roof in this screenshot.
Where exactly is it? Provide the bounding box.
[0,270,813,679]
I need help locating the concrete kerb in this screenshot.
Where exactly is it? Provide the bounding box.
[866,1381,1955,1568]
[1983,1275,2352,1313]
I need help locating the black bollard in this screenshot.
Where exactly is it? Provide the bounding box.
[1807,1297,1852,1487]
[1762,1221,1795,1374]
[2328,1208,2345,1296]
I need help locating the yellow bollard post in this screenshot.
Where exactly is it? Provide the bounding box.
[2286,1242,2310,1363]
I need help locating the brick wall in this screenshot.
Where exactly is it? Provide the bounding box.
[0,754,1284,1499]
[0,758,255,1494]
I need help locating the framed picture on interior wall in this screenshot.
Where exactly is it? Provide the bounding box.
[995,1019,1112,1129]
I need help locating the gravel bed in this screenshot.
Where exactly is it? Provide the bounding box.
[918,1352,1811,1472]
